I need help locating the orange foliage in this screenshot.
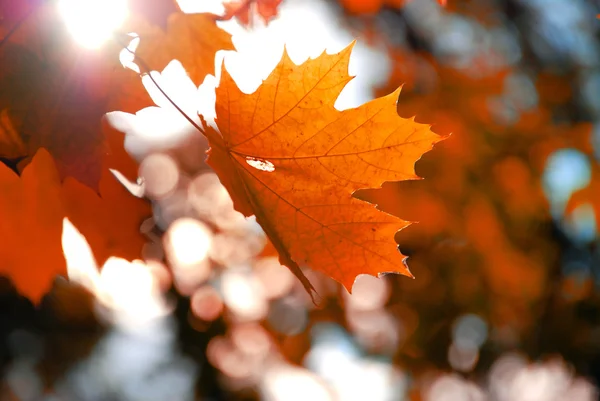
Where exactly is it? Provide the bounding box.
[355,47,566,339]
[204,44,443,296]
[2,0,599,394]
[0,126,150,302]
[219,0,283,26]
[0,0,234,303]
[340,0,446,15]
[132,11,235,86]
[0,1,153,301]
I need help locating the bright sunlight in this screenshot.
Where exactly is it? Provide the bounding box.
[58,0,128,48]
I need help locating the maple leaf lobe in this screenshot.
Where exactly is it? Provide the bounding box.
[133,12,235,87]
[207,43,443,293]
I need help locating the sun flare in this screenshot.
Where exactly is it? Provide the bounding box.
[58,0,128,48]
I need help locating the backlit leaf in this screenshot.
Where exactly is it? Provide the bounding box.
[205,43,443,296]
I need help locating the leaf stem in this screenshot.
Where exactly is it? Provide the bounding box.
[115,33,207,137]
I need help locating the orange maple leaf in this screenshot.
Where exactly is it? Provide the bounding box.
[0,126,150,303]
[204,43,443,296]
[133,11,235,87]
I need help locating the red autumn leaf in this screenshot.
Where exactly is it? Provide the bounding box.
[0,0,40,40]
[1,2,232,190]
[0,2,131,190]
[127,0,179,28]
[339,0,446,15]
[218,0,283,26]
[204,43,443,296]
